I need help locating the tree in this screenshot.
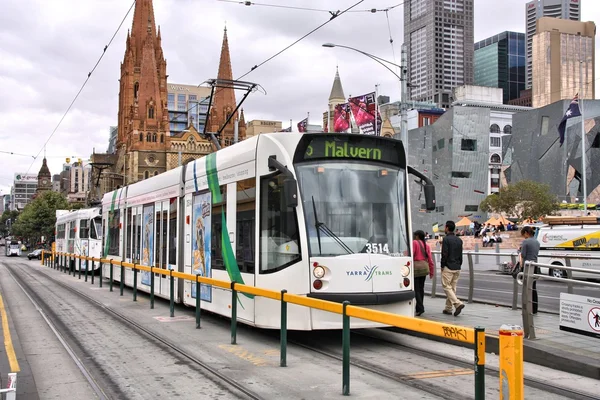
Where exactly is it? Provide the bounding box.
[479,180,559,220]
[0,210,20,237]
[11,192,70,245]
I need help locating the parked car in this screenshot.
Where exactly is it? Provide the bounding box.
[27,249,43,260]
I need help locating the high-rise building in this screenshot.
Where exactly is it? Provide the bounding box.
[11,173,37,210]
[107,126,118,154]
[475,31,526,104]
[404,0,474,109]
[207,27,247,147]
[525,0,580,89]
[532,18,595,108]
[167,83,211,135]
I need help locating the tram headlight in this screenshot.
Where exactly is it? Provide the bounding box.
[401,265,410,277]
[313,266,326,279]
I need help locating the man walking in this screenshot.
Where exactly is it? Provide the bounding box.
[441,221,465,316]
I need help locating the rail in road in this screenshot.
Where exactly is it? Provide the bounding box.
[45,251,489,398]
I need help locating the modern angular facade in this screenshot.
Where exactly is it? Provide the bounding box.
[532,18,595,108]
[508,99,600,205]
[475,31,526,104]
[167,83,211,136]
[404,0,474,109]
[526,0,580,89]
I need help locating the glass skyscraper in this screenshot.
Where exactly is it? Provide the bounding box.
[474,31,526,104]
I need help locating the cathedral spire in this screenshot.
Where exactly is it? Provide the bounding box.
[130,0,158,65]
[329,66,346,104]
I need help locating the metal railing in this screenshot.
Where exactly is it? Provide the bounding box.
[0,373,17,400]
[41,250,487,399]
[518,261,600,339]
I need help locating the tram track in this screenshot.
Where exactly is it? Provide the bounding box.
[6,261,264,400]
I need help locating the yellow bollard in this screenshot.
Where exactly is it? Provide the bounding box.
[499,324,524,400]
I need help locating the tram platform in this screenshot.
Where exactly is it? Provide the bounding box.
[403,296,600,380]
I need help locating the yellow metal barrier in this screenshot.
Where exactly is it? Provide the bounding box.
[499,325,524,400]
[45,252,488,398]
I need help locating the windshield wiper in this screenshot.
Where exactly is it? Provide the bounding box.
[311,196,354,255]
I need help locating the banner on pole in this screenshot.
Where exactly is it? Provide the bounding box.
[333,103,351,133]
[348,92,382,135]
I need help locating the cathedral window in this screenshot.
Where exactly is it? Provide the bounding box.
[146,132,151,142]
[134,82,139,99]
[148,106,154,119]
[160,134,164,143]
[152,133,157,142]
[139,132,143,141]
[144,171,149,179]
[153,171,159,177]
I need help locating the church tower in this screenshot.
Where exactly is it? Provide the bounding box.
[116,0,169,183]
[36,157,52,194]
[323,67,346,132]
[209,27,246,147]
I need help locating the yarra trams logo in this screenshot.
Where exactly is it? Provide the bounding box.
[346,265,392,281]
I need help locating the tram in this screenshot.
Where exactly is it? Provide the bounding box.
[100,133,435,330]
[55,208,103,271]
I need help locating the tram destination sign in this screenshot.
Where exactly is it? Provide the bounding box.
[299,135,401,164]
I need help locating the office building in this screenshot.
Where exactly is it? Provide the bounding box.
[246,120,283,137]
[167,83,212,135]
[404,0,474,109]
[107,126,118,154]
[67,161,92,204]
[526,0,580,89]
[532,18,595,108]
[509,99,600,205]
[11,173,37,210]
[475,31,526,104]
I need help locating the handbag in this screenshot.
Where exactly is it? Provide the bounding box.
[510,262,522,279]
[414,241,430,278]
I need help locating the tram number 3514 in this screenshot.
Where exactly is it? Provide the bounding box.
[365,243,389,254]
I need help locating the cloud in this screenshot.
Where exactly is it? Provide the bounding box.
[1,0,599,197]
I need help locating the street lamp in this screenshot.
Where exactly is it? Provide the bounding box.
[322,42,409,144]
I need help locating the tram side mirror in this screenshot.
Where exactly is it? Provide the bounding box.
[283,177,298,208]
[424,183,436,211]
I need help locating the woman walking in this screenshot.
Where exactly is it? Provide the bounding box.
[520,226,540,314]
[413,230,434,316]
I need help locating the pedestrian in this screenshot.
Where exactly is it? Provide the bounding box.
[520,226,540,314]
[412,230,434,316]
[441,221,465,316]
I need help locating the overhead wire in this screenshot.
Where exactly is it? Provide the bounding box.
[217,0,405,14]
[22,0,136,177]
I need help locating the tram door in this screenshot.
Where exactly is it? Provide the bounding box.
[129,206,142,287]
[156,199,170,298]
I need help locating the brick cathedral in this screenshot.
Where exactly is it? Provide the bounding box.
[111,0,245,186]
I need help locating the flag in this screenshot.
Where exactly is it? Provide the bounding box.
[558,94,581,147]
[333,103,351,132]
[348,92,382,135]
[297,118,308,133]
[279,126,292,132]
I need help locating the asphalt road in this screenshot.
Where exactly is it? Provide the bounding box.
[425,258,600,314]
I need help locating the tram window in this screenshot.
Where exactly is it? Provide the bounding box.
[161,209,168,267]
[107,210,120,256]
[155,205,161,267]
[168,198,177,265]
[211,185,227,271]
[260,173,301,273]
[80,219,89,239]
[57,224,66,239]
[90,217,102,240]
[134,213,141,262]
[237,178,256,274]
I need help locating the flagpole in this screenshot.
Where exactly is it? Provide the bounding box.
[307,112,310,132]
[375,84,379,135]
[290,119,292,131]
[579,60,587,213]
[327,106,330,133]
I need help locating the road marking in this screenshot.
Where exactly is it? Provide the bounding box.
[218,344,271,366]
[0,291,20,372]
[405,368,473,379]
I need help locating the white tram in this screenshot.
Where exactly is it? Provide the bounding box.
[55,208,103,271]
[101,133,435,330]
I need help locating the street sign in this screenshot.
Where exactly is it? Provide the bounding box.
[559,293,600,338]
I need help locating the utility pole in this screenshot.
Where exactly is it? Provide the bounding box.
[400,43,408,146]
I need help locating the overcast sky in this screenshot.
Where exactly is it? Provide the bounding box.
[1,0,599,197]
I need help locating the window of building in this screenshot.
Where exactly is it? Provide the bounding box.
[189,95,197,101]
[490,137,501,147]
[423,117,431,126]
[152,133,157,142]
[139,132,143,141]
[260,173,301,273]
[168,93,174,102]
[148,106,154,119]
[490,153,501,164]
[451,171,471,178]
[160,134,164,143]
[491,178,500,188]
[464,205,479,212]
[437,138,445,149]
[177,94,186,103]
[134,82,139,99]
[146,132,151,142]
[153,171,158,177]
[177,103,186,112]
[461,139,477,151]
[490,124,500,133]
[503,125,512,134]
[540,116,549,136]
[144,171,149,179]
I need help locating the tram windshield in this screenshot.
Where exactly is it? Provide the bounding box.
[296,161,410,257]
